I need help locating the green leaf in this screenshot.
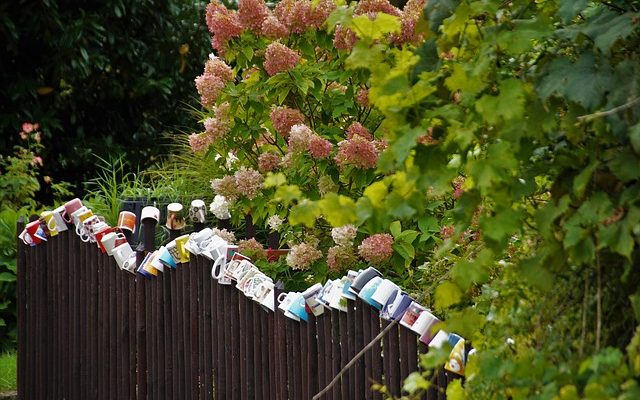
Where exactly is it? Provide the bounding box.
[393,242,415,267]
[289,200,320,227]
[0,272,16,282]
[475,78,526,124]
[573,160,599,198]
[558,0,588,23]
[273,185,302,206]
[480,207,522,246]
[418,216,439,233]
[434,281,463,310]
[630,123,640,155]
[396,230,419,244]
[403,371,431,394]
[608,149,640,182]
[446,379,465,400]
[318,193,358,226]
[351,13,400,40]
[496,17,552,55]
[445,64,486,97]
[263,172,287,188]
[451,260,488,291]
[390,220,401,238]
[364,181,388,206]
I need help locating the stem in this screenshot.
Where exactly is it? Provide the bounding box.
[579,269,589,358]
[577,97,640,122]
[596,251,602,352]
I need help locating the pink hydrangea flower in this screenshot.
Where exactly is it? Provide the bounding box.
[188,132,215,153]
[261,14,289,39]
[211,175,239,202]
[308,0,337,28]
[270,106,305,137]
[440,225,455,239]
[355,0,402,18]
[234,167,264,199]
[287,124,313,153]
[286,242,323,270]
[212,228,236,243]
[308,135,333,159]
[453,176,465,200]
[356,87,369,107]
[238,0,269,31]
[195,74,226,108]
[204,57,234,81]
[333,25,358,51]
[206,2,243,53]
[31,156,43,167]
[264,42,299,76]
[327,245,357,272]
[358,233,394,265]
[22,122,36,133]
[275,0,335,33]
[203,102,231,141]
[238,238,268,260]
[393,0,427,45]
[335,136,380,169]
[258,152,282,172]
[346,122,373,141]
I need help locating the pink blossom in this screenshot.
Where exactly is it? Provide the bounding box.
[286,242,323,270]
[280,152,293,168]
[288,124,313,153]
[346,122,373,141]
[211,175,239,202]
[238,238,268,260]
[327,245,357,273]
[31,156,43,167]
[270,106,305,137]
[258,152,281,172]
[308,135,333,159]
[19,131,28,140]
[22,122,34,133]
[440,225,455,239]
[356,87,369,107]
[453,176,465,200]
[188,132,215,153]
[355,0,402,18]
[206,2,243,53]
[358,233,394,265]
[333,25,358,51]
[234,167,264,199]
[308,0,337,28]
[392,0,427,45]
[212,228,236,243]
[261,14,289,39]
[264,42,299,76]
[238,0,269,31]
[204,57,234,81]
[195,74,226,107]
[335,136,380,169]
[275,0,336,33]
[203,102,231,141]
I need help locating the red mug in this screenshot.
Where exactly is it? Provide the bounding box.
[95,226,116,253]
[63,198,83,223]
[22,220,47,246]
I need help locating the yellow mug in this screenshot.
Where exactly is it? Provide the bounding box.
[175,234,191,263]
[39,211,58,237]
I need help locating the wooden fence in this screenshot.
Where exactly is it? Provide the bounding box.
[17,217,456,400]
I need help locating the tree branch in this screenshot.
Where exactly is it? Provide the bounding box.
[577,97,640,122]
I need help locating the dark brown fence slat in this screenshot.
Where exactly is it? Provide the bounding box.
[370,307,383,400]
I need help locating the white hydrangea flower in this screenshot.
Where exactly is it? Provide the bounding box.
[331,224,357,246]
[209,195,231,219]
[267,215,284,231]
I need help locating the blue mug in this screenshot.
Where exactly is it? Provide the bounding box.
[157,245,177,269]
[287,293,309,322]
[381,291,414,321]
[349,267,381,295]
[358,276,383,310]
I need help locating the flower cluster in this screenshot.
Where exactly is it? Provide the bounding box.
[308,135,333,159]
[275,0,336,34]
[238,238,268,260]
[261,15,288,39]
[238,0,269,31]
[211,175,239,202]
[234,167,264,199]
[287,124,313,153]
[331,225,358,246]
[202,102,231,143]
[206,1,243,54]
[327,245,357,272]
[346,122,373,141]
[393,0,427,45]
[264,42,299,76]
[188,132,215,153]
[335,135,381,169]
[195,57,233,107]
[355,0,401,19]
[209,195,231,219]
[356,88,369,107]
[440,225,455,240]
[358,233,394,265]
[333,25,358,51]
[453,176,465,200]
[212,228,237,244]
[270,106,306,137]
[286,242,323,270]
[267,215,284,231]
[318,175,338,196]
[258,152,281,172]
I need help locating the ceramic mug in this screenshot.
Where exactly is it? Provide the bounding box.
[328,279,348,312]
[253,279,275,304]
[400,301,427,329]
[63,198,83,222]
[302,283,325,316]
[143,251,164,276]
[95,227,117,253]
[317,280,336,307]
[371,279,400,309]
[358,276,384,310]
[174,234,191,263]
[411,310,440,337]
[259,288,275,312]
[39,211,58,237]
[20,221,47,246]
[445,338,466,376]
[341,270,358,301]
[157,245,177,269]
[381,291,414,321]
[70,206,90,228]
[235,266,260,292]
[51,206,69,232]
[166,203,186,230]
[101,231,128,256]
[428,330,450,348]
[278,292,308,322]
[117,211,136,233]
[240,271,269,298]
[184,228,213,255]
[136,252,154,277]
[189,199,207,223]
[141,206,160,223]
[113,243,136,273]
[349,267,381,295]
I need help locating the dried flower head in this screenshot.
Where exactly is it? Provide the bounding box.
[264,42,299,76]
[212,228,236,244]
[211,175,239,202]
[270,106,305,137]
[258,152,281,172]
[346,122,373,141]
[286,242,323,270]
[308,135,333,159]
[333,25,358,51]
[335,135,380,169]
[331,225,358,246]
[234,167,264,199]
[358,233,394,265]
[238,238,268,260]
[327,245,357,273]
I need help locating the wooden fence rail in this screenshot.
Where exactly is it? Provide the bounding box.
[17,218,456,399]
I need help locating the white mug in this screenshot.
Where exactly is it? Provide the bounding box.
[113,243,136,272]
[371,279,400,309]
[302,283,325,316]
[254,279,275,304]
[185,228,213,255]
[51,206,69,232]
[101,232,127,256]
[141,206,160,222]
[412,310,440,337]
[189,199,207,223]
[328,279,348,312]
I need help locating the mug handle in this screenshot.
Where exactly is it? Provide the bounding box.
[277,292,288,304]
[61,209,72,224]
[20,230,34,245]
[47,217,57,232]
[211,255,225,279]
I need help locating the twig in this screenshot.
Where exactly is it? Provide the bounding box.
[312,319,399,400]
[596,251,602,351]
[577,97,640,122]
[579,269,589,358]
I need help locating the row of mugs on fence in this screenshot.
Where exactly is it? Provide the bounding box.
[18,198,212,247]
[172,227,471,376]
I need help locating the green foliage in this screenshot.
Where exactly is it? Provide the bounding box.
[0,351,16,391]
[0,0,211,200]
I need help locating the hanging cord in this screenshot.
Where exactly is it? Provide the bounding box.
[312,318,400,400]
